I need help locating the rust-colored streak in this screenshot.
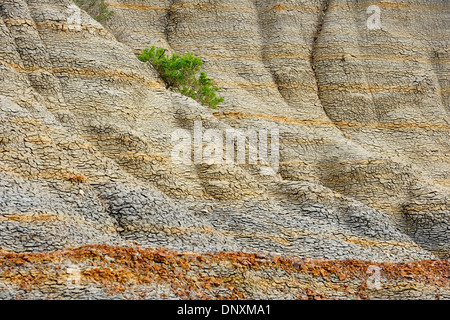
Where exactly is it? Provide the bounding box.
[0,245,448,300]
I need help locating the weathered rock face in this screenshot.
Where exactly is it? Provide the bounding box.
[0,0,448,299]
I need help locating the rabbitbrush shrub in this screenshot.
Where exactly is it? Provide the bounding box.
[138,46,224,109]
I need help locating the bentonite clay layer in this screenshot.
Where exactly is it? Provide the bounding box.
[0,0,449,299]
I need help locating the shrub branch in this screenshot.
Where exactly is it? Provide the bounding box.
[138,46,224,109]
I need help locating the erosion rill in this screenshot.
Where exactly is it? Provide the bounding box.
[0,0,448,299]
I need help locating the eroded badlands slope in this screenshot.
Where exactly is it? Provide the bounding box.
[0,0,448,299]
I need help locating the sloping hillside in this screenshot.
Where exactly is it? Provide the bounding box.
[0,0,448,299]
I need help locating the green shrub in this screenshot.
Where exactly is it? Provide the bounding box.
[138,46,224,109]
[74,0,114,23]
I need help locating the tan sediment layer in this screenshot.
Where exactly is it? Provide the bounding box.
[213,112,450,131]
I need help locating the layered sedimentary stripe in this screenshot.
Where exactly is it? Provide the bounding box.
[314,0,450,181]
[0,245,448,300]
[105,0,172,51]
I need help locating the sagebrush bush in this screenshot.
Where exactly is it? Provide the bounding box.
[74,0,114,23]
[138,46,224,109]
